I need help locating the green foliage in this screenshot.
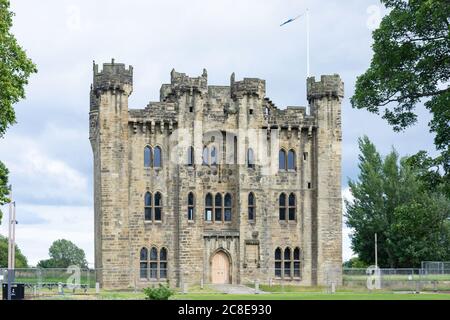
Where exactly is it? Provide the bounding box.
[343,257,368,269]
[143,283,174,300]
[0,0,37,137]
[0,161,9,223]
[351,0,450,176]
[0,0,37,223]
[37,239,88,268]
[0,235,28,268]
[345,136,450,267]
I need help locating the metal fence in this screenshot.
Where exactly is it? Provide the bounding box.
[2,266,450,299]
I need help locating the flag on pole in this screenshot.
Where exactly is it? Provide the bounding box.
[279,14,303,27]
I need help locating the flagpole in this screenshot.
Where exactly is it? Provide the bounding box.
[306,8,310,77]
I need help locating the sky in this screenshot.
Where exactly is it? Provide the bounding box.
[0,0,437,267]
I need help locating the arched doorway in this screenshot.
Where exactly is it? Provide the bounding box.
[211,251,230,284]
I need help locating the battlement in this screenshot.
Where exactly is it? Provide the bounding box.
[231,73,265,99]
[92,59,133,93]
[307,75,344,101]
[170,68,208,92]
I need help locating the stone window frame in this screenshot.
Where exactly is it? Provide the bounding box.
[204,192,233,223]
[248,192,256,222]
[274,246,301,280]
[187,192,195,221]
[187,146,194,167]
[279,148,297,172]
[139,246,168,281]
[144,191,163,223]
[247,148,255,169]
[278,192,297,222]
[144,144,163,169]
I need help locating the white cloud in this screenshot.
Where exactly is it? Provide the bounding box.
[0,204,93,266]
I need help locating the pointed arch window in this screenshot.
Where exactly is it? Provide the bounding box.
[248,192,255,221]
[188,192,195,221]
[224,193,232,221]
[287,149,296,170]
[140,247,148,279]
[275,248,282,277]
[288,193,296,221]
[205,193,213,221]
[149,247,158,279]
[214,193,222,221]
[187,146,194,166]
[294,247,301,278]
[153,146,162,168]
[247,148,255,169]
[284,248,292,277]
[144,192,152,221]
[279,193,286,220]
[144,146,152,168]
[279,149,286,170]
[160,248,167,279]
[154,192,162,221]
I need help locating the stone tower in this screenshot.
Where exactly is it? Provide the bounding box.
[307,75,344,285]
[89,60,133,288]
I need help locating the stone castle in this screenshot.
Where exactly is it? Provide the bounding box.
[89,60,343,289]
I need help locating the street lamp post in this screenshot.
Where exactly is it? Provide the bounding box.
[7,186,16,300]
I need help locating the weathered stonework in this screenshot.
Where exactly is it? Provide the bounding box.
[89,60,343,289]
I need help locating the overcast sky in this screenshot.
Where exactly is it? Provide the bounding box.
[0,0,436,267]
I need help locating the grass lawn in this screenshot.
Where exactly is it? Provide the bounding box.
[172,292,450,300]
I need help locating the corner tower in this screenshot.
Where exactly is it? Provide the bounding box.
[307,75,344,286]
[89,59,133,288]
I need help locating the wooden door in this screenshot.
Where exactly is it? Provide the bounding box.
[211,251,230,284]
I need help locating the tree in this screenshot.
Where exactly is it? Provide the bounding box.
[37,239,88,269]
[343,257,368,269]
[0,0,37,223]
[345,136,450,267]
[351,0,450,176]
[0,235,28,268]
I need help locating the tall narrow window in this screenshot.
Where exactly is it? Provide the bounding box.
[275,248,282,278]
[144,146,152,168]
[160,248,167,279]
[288,193,296,221]
[205,193,213,221]
[247,148,255,169]
[287,150,296,170]
[284,247,292,278]
[233,137,238,164]
[211,146,217,165]
[187,146,194,166]
[215,193,222,221]
[144,192,152,221]
[224,193,232,221]
[202,146,209,165]
[150,247,158,279]
[140,247,148,279]
[188,192,195,221]
[153,146,162,168]
[293,247,301,278]
[279,149,286,170]
[248,192,255,221]
[154,192,162,221]
[279,193,286,220]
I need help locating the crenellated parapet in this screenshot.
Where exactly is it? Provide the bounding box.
[231,73,266,99]
[92,59,133,94]
[307,75,344,102]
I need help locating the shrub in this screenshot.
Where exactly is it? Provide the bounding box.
[144,283,174,300]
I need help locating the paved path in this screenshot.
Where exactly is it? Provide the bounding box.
[212,284,269,294]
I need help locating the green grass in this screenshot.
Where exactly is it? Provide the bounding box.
[172,292,450,300]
